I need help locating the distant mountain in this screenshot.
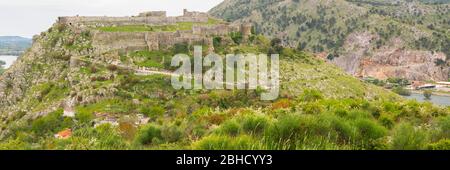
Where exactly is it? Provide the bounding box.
[209,0,450,81]
[0,36,32,55]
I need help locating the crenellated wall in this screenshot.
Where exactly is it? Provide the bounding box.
[58,10,209,27]
[67,10,252,53]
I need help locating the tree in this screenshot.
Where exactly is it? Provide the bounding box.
[269,38,283,54]
[423,90,433,100]
[393,87,411,96]
[435,58,446,67]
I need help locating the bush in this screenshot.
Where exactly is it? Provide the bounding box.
[391,123,428,150]
[230,32,243,44]
[213,36,222,48]
[438,116,450,138]
[301,102,325,114]
[423,90,433,100]
[173,43,189,54]
[354,119,387,141]
[161,124,184,143]
[89,66,98,73]
[135,124,162,145]
[427,139,450,150]
[392,87,411,96]
[94,124,128,149]
[378,113,395,129]
[106,64,118,72]
[241,115,269,135]
[75,111,94,124]
[31,109,66,135]
[55,23,67,32]
[298,89,323,102]
[330,118,356,142]
[206,113,227,125]
[118,121,137,140]
[193,135,261,150]
[219,120,241,136]
[271,99,291,110]
[140,106,165,118]
[264,114,307,149]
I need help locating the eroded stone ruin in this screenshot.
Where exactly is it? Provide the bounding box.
[58,9,252,53]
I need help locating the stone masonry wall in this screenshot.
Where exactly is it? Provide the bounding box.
[58,9,209,27]
[64,10,252,53]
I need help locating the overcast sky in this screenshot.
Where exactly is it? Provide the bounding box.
[0,0,224,38]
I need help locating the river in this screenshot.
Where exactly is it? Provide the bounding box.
[404,93,450,106]
[0,55,18,68]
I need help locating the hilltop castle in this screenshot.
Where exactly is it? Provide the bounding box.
[58,10,252,53]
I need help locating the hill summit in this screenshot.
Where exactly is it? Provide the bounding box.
[209,0,450,81]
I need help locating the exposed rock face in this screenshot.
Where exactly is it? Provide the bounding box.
[332,32,376,76]
[333,32,449,81]
[209,0,450,82]
[361,48,448,81]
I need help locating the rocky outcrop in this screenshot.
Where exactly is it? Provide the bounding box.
[361,48,448,81]
[332,32,376,76]
[333,32,449,81]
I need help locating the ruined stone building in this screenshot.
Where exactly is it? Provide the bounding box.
[58,10,252,53]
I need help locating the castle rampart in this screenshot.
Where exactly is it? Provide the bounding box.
[64,10,252,53]
[58,9,209,27]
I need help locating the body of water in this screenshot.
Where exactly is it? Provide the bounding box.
[404,93,450,106]
[0,55,18,68]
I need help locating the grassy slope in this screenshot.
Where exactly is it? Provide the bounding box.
[0,18,448,150]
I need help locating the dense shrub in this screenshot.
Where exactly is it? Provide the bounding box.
[391,123,428,150]
[378,113,395,129]
[31,109,69,135]
[438,116,450,138]
[193,135,261,150]
[213,36,222,48]
[89,66,98,73]
[94,124,128,149]
[135,124,162,145]
[301,102,325,114]
[329,117,356,142]
[118,121,137,140]
[218,120,241,136]
[161,124,184,143]
[241,115,269,135]
[106,64,118,71]
[298,89,323,102]
[271,99,292,110]
[230,32,243,44]
[173,43,189,54]
[140,106,165,118]
[392,87,411,96]
[75,111,94,124]
[264,114,306,149]
[427,139,450,150]
[354,119,387,141]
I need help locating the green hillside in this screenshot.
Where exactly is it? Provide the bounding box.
[210,0,449,56]
[0,11,448,150]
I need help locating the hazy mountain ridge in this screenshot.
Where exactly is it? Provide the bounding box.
[0,36,32,56]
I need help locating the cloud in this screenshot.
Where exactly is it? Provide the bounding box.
[0,0,224,38]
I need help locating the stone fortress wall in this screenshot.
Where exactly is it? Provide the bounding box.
[58,10,209,26]
[58,10,252,53]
